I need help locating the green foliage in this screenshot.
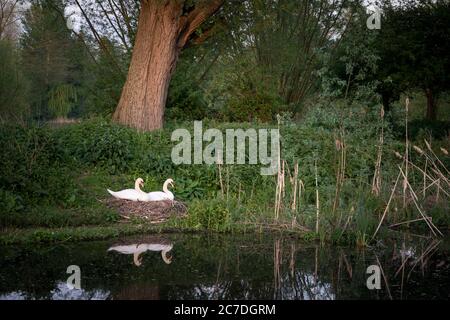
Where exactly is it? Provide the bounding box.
[167,57,209,121]
[393,119,449,141]
[186,198,231,231]
[55,119,140,173]
[0,40,29,122]
[0,125,74,210]
[20,0,87,120]
[0,189,24,213]
[48,84,77,118]
[225,91,280,122]
[318,7,380,103]
[376,0,450,115]
[0,108,448,240]
[82,39,127,117]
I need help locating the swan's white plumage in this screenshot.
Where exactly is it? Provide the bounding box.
[108,244,173,254]
[108,243,173,265]
[107,178,175,202]
[143,178,175,201]
[107,178,146,201]
[145,191,174,201]
[107,189,147,201]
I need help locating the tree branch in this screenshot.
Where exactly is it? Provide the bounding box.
[177,0,224,49]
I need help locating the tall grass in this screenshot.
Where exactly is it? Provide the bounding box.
[0,102,448,244]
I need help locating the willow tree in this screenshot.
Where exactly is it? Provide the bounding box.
[112,0,223,131]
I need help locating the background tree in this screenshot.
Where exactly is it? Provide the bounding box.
[0,0,23,41]
[21,0,87,120]
[318,4,380,104]
[247,0,356,107]
[376,0,450,119]
[112,0,224,131]
[0,39,29,122]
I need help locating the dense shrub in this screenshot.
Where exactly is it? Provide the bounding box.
[0,125,74,210]
[399,119,450,140]
[224,92,281,122]
[55,119,141,173]
[186,198,231,231]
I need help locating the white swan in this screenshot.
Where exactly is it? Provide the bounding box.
[144,178,175,201]
[108,243,173,266]
[107,178,147,201]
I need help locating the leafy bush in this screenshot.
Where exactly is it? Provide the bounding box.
[186,198,231,231]
[224,92,281,122]
[0,40,29,122]
[0,125,74,211]
[48,84,77,118]
[55,119,140,173]
[401,119,450,140]
[0,189,24,213]
[166,85,209,121]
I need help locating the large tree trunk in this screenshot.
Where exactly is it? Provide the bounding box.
[113,0,223,132]
[425,88,438,121]
[113,1,182,131]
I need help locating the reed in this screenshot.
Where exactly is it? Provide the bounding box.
[333,129,346,216]
[372,106,385,196]
[315,159,320,234]
[403,98,410,209]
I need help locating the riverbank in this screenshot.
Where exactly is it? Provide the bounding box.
[1,106,449,246]
[0,223,319,245]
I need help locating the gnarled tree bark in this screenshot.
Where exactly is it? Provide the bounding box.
[113,0,223,132]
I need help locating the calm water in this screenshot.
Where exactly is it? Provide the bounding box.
[0,233,449,300]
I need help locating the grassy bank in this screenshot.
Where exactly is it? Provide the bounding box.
[1,103,449,245]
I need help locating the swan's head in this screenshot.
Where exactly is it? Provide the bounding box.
[161,251,173,264]
[136,178,144,188]
[165,178,174,188]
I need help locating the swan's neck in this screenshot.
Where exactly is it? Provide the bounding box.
[133,252,142,266]
[163,181,171,194]
[135,180,143,193]
[161,250,172,264]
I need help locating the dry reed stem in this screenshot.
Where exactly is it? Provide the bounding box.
[388,217,433,228]
[375,255,393,300]
[372,106,384,196]
[394,253,411,278]
[315,160,320,234]
[407,240,441,280]
[372,170,402,240]
[404,98,410,209]
[423,158,428,198]
[406,159,450,198]
[341,206,355,234]
[425,139,450,176]
[274,118,283,221]
[333,131,346,214]
[398,166,442,237]
[218,162,224,197]
[226,166,230,201]
[290,162,299,211]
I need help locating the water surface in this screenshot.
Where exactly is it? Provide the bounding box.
[0,233,448,300]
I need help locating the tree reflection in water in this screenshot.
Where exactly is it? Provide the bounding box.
[0,234,448,300]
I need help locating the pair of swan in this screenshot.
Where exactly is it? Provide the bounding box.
[108,243,173,266]
[107,178,174,202]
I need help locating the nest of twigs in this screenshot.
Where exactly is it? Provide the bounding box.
[104,199,188,224]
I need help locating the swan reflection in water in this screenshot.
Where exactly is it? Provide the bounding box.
[108,239,173,266]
